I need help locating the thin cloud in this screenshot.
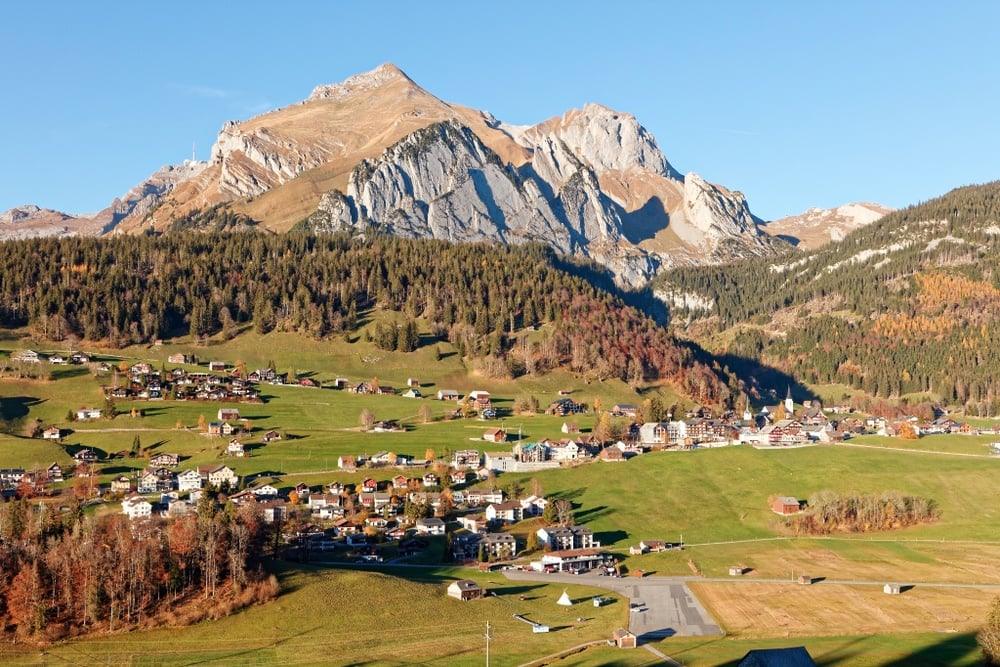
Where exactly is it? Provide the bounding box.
[177,84,232,99]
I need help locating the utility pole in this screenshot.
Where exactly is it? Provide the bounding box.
[485,620,491,667]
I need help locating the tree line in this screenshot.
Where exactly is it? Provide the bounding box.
[0,232,730,404]
[0,495,275,641]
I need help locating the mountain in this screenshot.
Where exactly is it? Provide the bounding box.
[10,63,781,287]
[762,202,893,250]
[0,205,90,239]
[659,181,1000,408]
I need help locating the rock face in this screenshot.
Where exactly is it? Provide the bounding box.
[11,63,792,285]
[763,202,893,250]
[0,205,86,239]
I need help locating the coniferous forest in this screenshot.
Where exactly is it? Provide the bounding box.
[0,233,729,404]
[659,181,1000,412]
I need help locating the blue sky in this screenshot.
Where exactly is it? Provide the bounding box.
[2,2,998,221]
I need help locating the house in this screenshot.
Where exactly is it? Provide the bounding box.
[482,428,506,443]
[447,579,483,601]
[772,496,800,515]
[613,628,637,649]
[70,352,92,364]
[11,349,40,363]
[42,427,61,440]
[49,353,67,365]
[519,495,548,516]
[46,462,63,482]
[546,397,584,416]
[259,499,287,524]
[484,452,517,472]
[150,452,180,467]
[549,440,580,461]
[201,465,239,489]
[361,477,378,493]
[207,422,223,436]
[227,439,245,457]
[486,501,522,524]
[437,389,459,401]
[561,422,579,434]
[208,361,226,372]
[415,517,447,535]
[514,441,550,463]
[612,404,638,418]
[177,469,203,492]
[333,377,350,389]
[422,472,439,487]
[391,474,409,489]
[338,455,357,471]
[452,449,481,469]
[402,388,421,398]
[407,377,420,388]
[218,408,240,422]
[537,548,605,572]
[466,488,504,506]
[73,449,99,463]
[110,476,132,494]
[640,539,666,552]
[76,408,103,420]
[598,447,625,462]
[737,647,817,667]
[263,430,281,443]
[167,353,188,364]
[122,495,152,519]
[249,483,278,498]
[359,492,391,511]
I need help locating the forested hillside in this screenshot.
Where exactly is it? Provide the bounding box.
[660,181,1000,411]
[0,233,729,404]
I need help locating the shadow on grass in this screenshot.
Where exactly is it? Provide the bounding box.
[0,395,44,422]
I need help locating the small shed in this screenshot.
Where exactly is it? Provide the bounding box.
[729,565,745,576]
[447,579,484,601]
[884,583,902,595]
[798,574,812,585]
[772,496,800,515]
[613,627,637,649]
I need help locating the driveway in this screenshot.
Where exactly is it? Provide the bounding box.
[503,570,721,640]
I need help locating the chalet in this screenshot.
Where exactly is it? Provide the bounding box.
[640,539,667,552]
[392,474,409,489]
[328,481,345,495]
[482,428,507,443]
[598,447,625,462]
[449,470,469,486]
[149,452,179,467]
[167,353,188,364]
[519,495,548,516]
[611,404,637,418]
[249,484,278,498]
[11,349,40,363]
[217,408,240,422]
[70,352,92,364]
[262,430,281,443]
[772,496,801,515]
[298,377,318,388]
[447,579,483,601]
[561,422,579,434]
[486,501,522,524]
[349,382,374,395]
[42,426,61,440]
[46,462,63,483]
[49,354,67,365]
[208,361,226,372]
[200,465,239,489]
[259,499,287,524]
[73,449,99,464]
[333,377,350,389]
[452,449,481,469]
[309,493,342,510]
[227,439,245,457]
[546,397,584,416]
[338,455,357,471]
[549,440,580,461]
[422,472,439,487]
[407,377,420,388]
[121,495,152,520]
[437,389,460,401]
[110,476,133,494]
[177,469,203,492]
[130,362,153,376]
[402,388,421,398]
[76,408,103,420]
[415,517,446,535]
[361,477,378,493]
[0,468,25,483]
[334,518,360,536]
[207,422,223,436]
[372,420,403,432]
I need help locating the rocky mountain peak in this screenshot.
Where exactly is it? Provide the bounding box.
[763,201,893,249]
[307,63,414,102]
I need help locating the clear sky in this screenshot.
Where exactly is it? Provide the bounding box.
[2,1,998,221]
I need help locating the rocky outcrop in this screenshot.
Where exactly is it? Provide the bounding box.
[763,202,893,249]
[668,173,772,260]
[0,205,86,239]
[97,160,210,233]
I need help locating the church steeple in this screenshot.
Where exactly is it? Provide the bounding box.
[784,386,794,415]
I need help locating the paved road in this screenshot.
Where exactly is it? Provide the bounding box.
[503,570,721,641]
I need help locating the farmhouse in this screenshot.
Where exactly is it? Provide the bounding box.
[482,428,506,443]
[218,408,240,421]
[76,408,103,420]
[772,496,801,515]
[437,389,459,401]
[150,452,179,467]
[121,495,152,520]
[415,517,446,535]
[447,579,483,601]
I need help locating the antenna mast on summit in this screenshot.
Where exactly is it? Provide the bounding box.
[192,142,196,162]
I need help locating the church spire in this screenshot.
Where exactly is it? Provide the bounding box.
[784,386,794,415]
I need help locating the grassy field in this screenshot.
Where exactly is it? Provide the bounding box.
[3,332,1000,665]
